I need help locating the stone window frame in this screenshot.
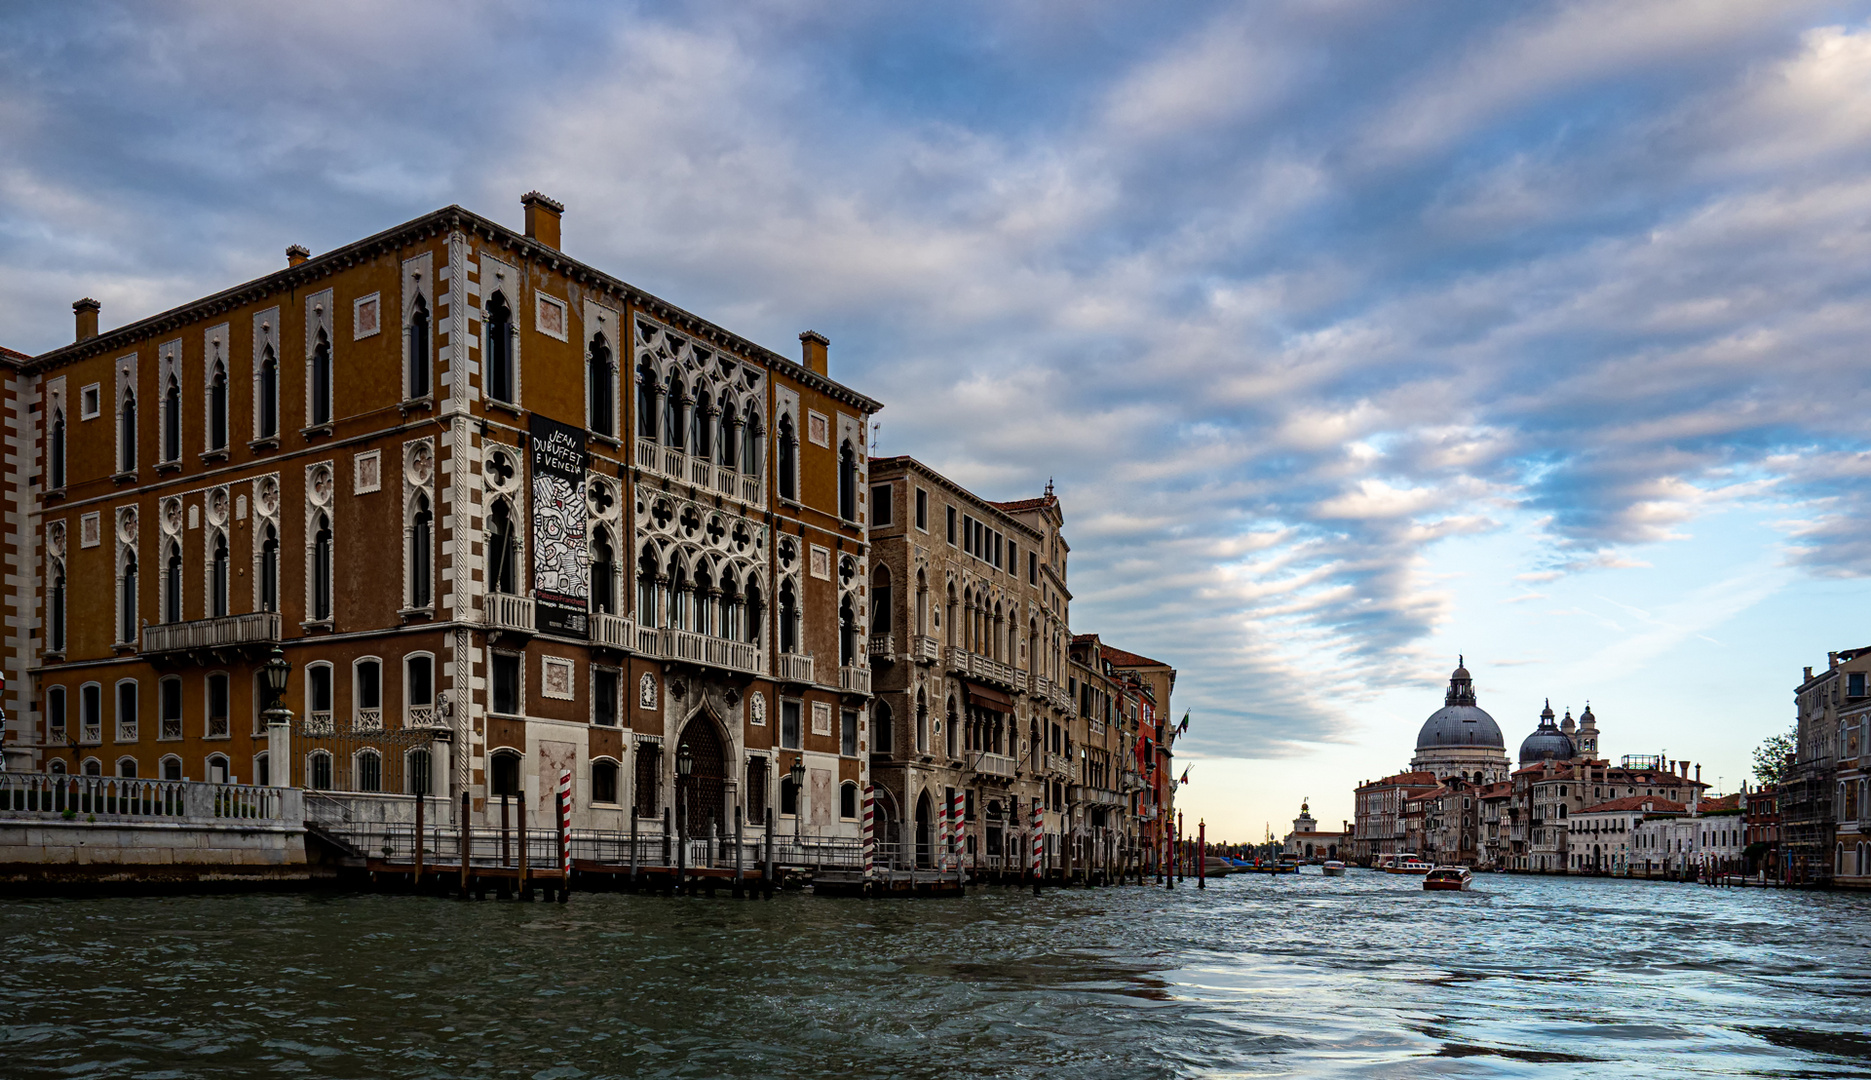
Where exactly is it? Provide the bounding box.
[488,646,525,718]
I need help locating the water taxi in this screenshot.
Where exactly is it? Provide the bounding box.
[1422,867,1473,891]
[1321,860,1347,877]
[1377,853,1434,875]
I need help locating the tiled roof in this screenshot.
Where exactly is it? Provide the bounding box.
[1101,645,1171,669]
[989,496,1056,513]
[1576,795,1687,815]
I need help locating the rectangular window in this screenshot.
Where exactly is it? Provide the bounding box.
[407,655,433,706]
[1029,551,1038,585]
[80,384,101,420]
[747,758,769,821]
[594,668,620,727]
[310,665,333,713]
[841,709,859,757]
[207,672,230,738]
[994,532,1003,569]
[47,687,66,743]
[116,682,138,742]
[492,653,521,716]
[947,506,957,546]
[592,760,618,804]
[871,484,893,527]
[1007,541,1016,577]
[781,699,802,750]
[1852,672,1866,698]
[916,488,928,530]
[874,708,893,754]
[81,684,102,742]
[634,744,660,818]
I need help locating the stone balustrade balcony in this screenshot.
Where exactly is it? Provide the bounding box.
[484,593,535,636]
[840,665,872,695]
[777,652,815,684]
[142,612,282,660]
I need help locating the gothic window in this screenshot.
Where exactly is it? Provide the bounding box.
[258,345,279,438]
[637,546,660,626]
[839,440,858,520]
[719,570,740,640]
[871,565,891,636]
[49,561,66,652]
[636,359,659,439]
[408,295,431,399]
[163,541,183,623]
[259,524,279,612]
[590,526,615,615]
[486,292,515,403]
[741,404,762,477]
[720,397,739,469]
[692,389,712,460]
[119,388,137,473]
[310,329,332,426]
[839,595,857,666]
[119,551,138,643]
[779,579,799,653]
[488,499,518,595]
[409,493,433,609]
[693,563,715,636]
[664,376,686,450]
[210,532,229,617]
[777,414,796,500]
[588,333,614,436]
[206,672,229,738]
[49,407,65,488]
[208,361,228,451]
[916,689,929,753]
[874,700,894,754]
[162,374,181,462]
[744,580,764,645]
[311,512,333,621]
[667,554,689,630]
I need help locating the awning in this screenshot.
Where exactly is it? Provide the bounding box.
[965,682,1014,711]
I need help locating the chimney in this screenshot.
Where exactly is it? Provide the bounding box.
[800,331,829,376]
[73,298,100,342]
[287,245,311,267]
[522,191,563,250]
[1806,666,1814,681]
[1830,651,1840,669]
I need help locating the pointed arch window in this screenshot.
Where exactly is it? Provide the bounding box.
[838,440,858,521]
[777,414,797,501]
[720,399,739,469]
[119,552,138,643]
[49,408,65,488]
[208,361,228,451]
[692,389,713,460]
[664,376,685,450]
[744,580,764,645]
[488,500,518,595]
[779,579,799,654]
[590,526,615,615]
[310,329,332,426]
[163,541,183,623]
[210,532,229,617]
[119,388,137,473]
[410,493,432,609]
[636,359,659,439]
[486,292,514,403]
[49,560,66,653]
[311,512,333,621]
[408,295,432,399]
[162,374,182,462]
[587,333,614,436]
[839,595,857,666]
[637,546,660,626]
[258,345,279,439]
[667,555,689,630]
[259,524,279,612]
[742,404,762,477]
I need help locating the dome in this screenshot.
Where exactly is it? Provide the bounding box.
[1415,659,1506,751]
[1519,699,1576,764]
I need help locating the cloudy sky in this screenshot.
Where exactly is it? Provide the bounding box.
[8,0,1871,839]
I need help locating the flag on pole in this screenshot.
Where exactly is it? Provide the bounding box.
[1177,711,1190,737]
[1178,766,1190,787]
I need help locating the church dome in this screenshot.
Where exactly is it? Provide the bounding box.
[1415,658,1506,751]
[1519,699,1576,764]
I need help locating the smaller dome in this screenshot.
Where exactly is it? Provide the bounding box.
[1519,700,1576,764]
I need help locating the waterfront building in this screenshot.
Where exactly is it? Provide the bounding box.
[1786,649,1871,883]
[1101,645,1178,856]
[1281,800,1348,861]
[1351,770,1438,865]
[1742,780,1781,880]
[1565,796,1683,874]
[5,195,882,845]
[1837,691,1869,887]
[1630,797,1743,880]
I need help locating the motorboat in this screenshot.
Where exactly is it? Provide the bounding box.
[1321,860,1347,877]
[1378,853,1434,875]
[1422,866,1473,891]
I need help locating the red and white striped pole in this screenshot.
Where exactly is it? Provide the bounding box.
[950,788,966,884]
[557,769,573,896]
[1031,800,1044,896]
[861,782,876,893]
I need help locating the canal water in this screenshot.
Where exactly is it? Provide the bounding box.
[3,870,1868,1078]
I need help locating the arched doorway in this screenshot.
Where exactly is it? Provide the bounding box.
[677,716,728,839]
[915,790,934,869]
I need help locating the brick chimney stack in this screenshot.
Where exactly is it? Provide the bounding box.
[800,330,829,376]
[522,192,563,250]
[73,298,100,342]
[287,244,311,267]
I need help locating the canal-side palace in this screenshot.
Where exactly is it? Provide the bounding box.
[0,195,1180,876]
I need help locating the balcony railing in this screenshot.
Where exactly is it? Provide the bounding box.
[840,665,872,695]
[975,753,1017,779]
[777,652,815,684]
[637,439,764,507]
[945,645,970,676]
[662,627,708,664]
[484,592,535,635]
[635,437,659,470]
[909,635,940,664]
[160,717,182,740]
[1072,785,1124,806]
[636,625,663,657]
[867,633,894,660]
[305,711,335,736]
[689,456,713,487]
[1031,673,1053,699]
[81,724,101,744]
[354,708,383,733]
[207,713,229,738]
[592,612,637,652]
[1047,752,1074,779]
[142,612,282,656]
[406,704,443,728]
[968,652,1016,690]
[659,628,762,675]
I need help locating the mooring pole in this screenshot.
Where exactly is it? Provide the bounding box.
[459,789,472,899]
[764,807,776,899]
[662,806,672,871]
[1032,801,1043,897]
[413,790,425,891]
[518,795,532,901]
[629,805,640,890]
[556,781,570,903]
[676,796,687,895]
[1198,820,1207,890]
[499,794,511,899]
[734,805,746,898]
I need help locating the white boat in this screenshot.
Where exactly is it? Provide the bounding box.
[1321,860,1347,877]
[1423,866,1473,891]
[1378,853,1434,875]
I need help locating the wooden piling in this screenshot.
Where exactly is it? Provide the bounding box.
[733,805,745,898]
[413,791,425,891]
[459,790,472,899]
[763,808,776,899]
[518,797,532,901]
[629,807,639,890]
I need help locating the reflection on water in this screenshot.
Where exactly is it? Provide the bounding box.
[2,870,1868,1078]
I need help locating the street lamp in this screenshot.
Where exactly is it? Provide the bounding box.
[261,646,292,788]
[263,646,291,714]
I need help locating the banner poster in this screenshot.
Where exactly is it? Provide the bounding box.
[529,414,590,638]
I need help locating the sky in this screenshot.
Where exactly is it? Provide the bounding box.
[7,0,1871,841]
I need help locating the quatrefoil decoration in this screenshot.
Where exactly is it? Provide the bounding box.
[730,521,752,553]
[678,507,702,538]
[839,556,856,586]
[588,480,614,517]
[651,499,675,530]
[777,537,796,568]
[487,450,516,490]
[705,514,727,546]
